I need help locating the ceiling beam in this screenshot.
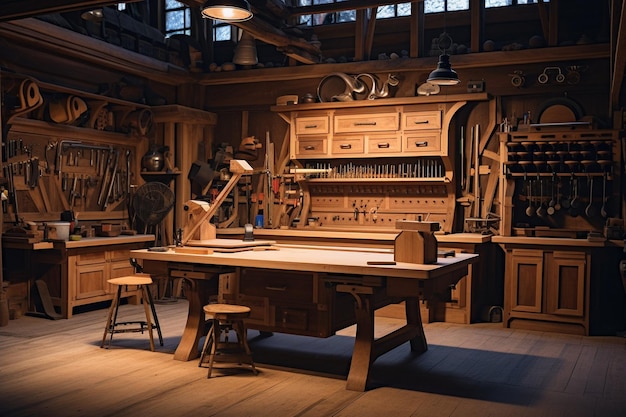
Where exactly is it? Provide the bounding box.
[0,1,143,22]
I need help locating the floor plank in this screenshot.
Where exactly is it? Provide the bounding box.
[0,299,625,417]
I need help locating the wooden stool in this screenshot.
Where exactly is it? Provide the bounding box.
[101,274,163,351]
[198,303,257,378]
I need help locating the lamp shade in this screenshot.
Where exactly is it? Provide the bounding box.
[427,54,460,86]
[233,32,258,66]
[201,0,253,22]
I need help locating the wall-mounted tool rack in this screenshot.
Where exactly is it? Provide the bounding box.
[498,128,621,236]
[1,73,152,226]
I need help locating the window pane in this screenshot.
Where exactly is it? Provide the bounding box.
[485,0,512,7]
[377,5,396,19]
[425,0,445,13]
[448,0,469,11]
[215,26,231,41]
[166,0,183,9]
[397,3,412,16]
[166,10,185,30]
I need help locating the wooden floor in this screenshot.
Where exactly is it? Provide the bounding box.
[1,300,625,417]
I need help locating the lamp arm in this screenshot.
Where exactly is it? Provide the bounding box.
[181,159,253,246]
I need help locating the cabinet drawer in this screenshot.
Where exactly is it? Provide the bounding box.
[295,137,327,156]
[75,252,106,265]
[239,269,314,304]
[334,112,399,133]
[331,136,364,155]
[295,116,330,135]
[368,133,402,153]
[404,132,441,153]
[403,111,442,130]
[108,249,131,262]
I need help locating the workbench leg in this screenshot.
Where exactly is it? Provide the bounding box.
[406,297,427,353]
[173,279,212,361]
[346,294,374,392]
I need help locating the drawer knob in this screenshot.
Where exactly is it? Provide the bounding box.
[413,120,430,124]
[377,143,390,149]
[354,121,377,126]
[304,124,318,129]
[414,141,428,147]
[304,145,316,150]
[340,144,352,149]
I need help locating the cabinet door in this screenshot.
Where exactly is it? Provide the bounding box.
[509,249,543,313]
[545,251,586,317]
[75,263,107,300]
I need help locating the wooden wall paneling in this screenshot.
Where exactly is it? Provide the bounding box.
[152,105,217,236]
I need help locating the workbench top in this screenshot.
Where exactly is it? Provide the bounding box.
[2,234,155,250]
[217,228,492,244]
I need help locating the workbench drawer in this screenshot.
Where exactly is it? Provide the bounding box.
[402,110,442,130]
[294,137,328,157]
[295,115,330,135]
[404,131,441,154]
[367,133,402,153]
[334,112,399,133]
[75,251,106,265]
[239,268,314,304]
[331,135,365,155]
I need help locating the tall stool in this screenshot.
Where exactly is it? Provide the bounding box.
[198,303,257,378]
[101,274,163,351]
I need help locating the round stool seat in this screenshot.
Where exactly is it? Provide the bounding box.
[204,303,250,320]
[108,274,153,286]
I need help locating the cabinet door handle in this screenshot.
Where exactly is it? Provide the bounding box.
[304,145,316,150]
[304,124,318,129]
[340,144,352,149]
[354,121,377,126]
[376,143,390,148]
[265,285,287,291]
[413,120,430,124]
[414,141,429,147]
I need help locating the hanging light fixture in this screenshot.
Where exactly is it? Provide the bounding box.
[233,31,258,66]
[427,32,460,86]
[201,0,253,22]
[80,8,103,22]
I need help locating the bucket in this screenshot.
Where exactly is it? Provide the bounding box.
[47,222,70,241]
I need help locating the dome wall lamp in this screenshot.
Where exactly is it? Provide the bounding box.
[201,0,253,22]
[427,32,460,86]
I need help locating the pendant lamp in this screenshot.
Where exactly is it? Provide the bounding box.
[233,31,258,66]
[427,32,460,86]
[201,0,253,22]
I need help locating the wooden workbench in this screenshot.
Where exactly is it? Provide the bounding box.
[132,242,477,391]
[2,235,155,318]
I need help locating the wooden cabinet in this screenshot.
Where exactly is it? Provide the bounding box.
[70,248,137,302]
[500,243,591,335]
[2,235,153,319]
[274,94,491,233]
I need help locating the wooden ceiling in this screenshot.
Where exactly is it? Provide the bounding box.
[1,0,624,110]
